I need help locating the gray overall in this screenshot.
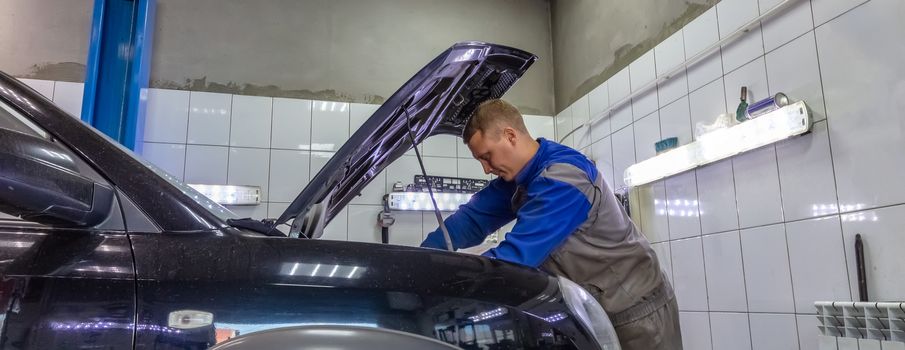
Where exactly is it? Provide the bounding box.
[516,163,684,350]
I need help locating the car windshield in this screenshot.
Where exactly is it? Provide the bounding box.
[82,123,238,221]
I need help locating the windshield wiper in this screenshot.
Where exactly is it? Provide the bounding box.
[226,218,286,237]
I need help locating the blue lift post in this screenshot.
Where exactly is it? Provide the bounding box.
[81,0,156,152]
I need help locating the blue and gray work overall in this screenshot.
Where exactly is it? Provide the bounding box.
[423,138,683,350]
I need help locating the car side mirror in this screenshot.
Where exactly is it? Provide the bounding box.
[0,128,114,227]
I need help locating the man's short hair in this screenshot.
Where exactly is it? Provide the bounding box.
[463,99,530,144]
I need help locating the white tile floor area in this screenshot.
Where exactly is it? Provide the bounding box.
[559,0,905,348]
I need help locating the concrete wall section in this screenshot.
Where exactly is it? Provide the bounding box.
[150,0,555,115]
[551,0,717,111]
[0,0,92,82]
[0,0,554,114]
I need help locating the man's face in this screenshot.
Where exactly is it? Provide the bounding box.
[467,128,522,182]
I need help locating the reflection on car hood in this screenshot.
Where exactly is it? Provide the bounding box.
[273,42,536,230]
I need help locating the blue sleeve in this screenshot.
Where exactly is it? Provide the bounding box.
[421,179,516,250]
[482,176,591,268]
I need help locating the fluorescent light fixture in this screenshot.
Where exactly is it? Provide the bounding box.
[387,191,474,211]
[187,184,261,205]
[624,101,811,187]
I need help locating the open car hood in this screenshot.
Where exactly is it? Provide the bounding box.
[272,42,536,235]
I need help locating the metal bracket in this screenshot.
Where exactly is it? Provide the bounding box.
[378,194,396,244]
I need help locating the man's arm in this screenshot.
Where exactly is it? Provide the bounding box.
[421,179,516,250]
[483,173,593,268]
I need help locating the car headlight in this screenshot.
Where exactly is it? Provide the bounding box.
[558,276,621,350]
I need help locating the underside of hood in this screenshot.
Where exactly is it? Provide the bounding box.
[273,42,537,234]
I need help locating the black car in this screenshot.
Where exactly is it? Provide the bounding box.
[0,42,620,350]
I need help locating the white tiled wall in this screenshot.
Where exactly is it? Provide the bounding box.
[137,87,554,246]
[17,78,83,118]
[14,77,554,248]
[557,0,905,348]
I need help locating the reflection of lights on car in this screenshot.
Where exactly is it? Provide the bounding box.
[542,313,567,323]
[0,86,37,110]
[168,310,214,329]
[50,321,183,334]
[281,263,365,279]
[0,241,33,248]
[73,265,131,274]
[304,329,358,337]
[541,331,554,338]
[310,264,321,276]
[213,322,378,337]
[40,148,73,162]
[95,244,130,253]
[469,307,508,322]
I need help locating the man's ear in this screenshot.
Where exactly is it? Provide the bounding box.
[502,127,518,144]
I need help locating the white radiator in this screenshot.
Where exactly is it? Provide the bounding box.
[816,301,905,350]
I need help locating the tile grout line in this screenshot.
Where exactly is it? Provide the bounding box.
[723,42,743,270]
[762,22,802,332]
[808,0,856,299]
[651,46,665,161]
[182,92,193,181]
[714,4,745,347]
[741,14,758,341]
[728,162,743,232]
[308,101,315,180]
[690,164,727,331]
[625,58,638,189]
[684,310,825,316]
[266,97,275,217]
[762,27,805,334]
[50,80,57,101]
[784,225,804,349]
[225,94,234,185]
[690,198,905,238]
[763,27,813,58]
[699,233,714,350]
[813,0,872,30]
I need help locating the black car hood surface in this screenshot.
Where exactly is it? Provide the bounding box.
[273,42,536,231]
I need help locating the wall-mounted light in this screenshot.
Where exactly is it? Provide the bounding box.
[386,192,474,211]
[187,184,261,205]
[624,101,811,187]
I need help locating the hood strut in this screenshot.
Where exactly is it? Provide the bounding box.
[402,103,454,251]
